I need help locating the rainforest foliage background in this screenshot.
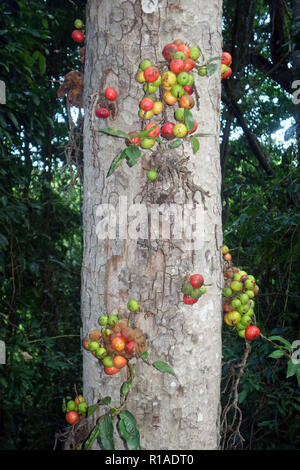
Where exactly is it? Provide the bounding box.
[0,0,299,450]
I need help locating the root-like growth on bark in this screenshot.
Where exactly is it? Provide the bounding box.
[220,341,251,449]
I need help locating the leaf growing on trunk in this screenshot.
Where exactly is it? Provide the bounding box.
[107,149,127,177]
[125,145,142,167]
[99,128,130,139]
[97,414,115,450]
[168,139,183,149]
[117,410,141,450]
[191,136,200,154]
[206,62,218,76]
[152,360,176,377]
[207,56,222,63]
[184,108,195,131]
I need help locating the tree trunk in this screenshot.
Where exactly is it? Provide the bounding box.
[82,0,223,450]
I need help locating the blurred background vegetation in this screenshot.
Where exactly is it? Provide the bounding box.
[0,0,299,450]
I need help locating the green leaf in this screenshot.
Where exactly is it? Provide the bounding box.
[184,108,195,131]
[168,139,183,149]
[206,63,218,76]
[84,422,102,450]
[100,396,112,406]
[107,149,127,177]
[61,398,66,413]
[238,389,248,404]
[192,132,213,138]
[125,145,142,167]
[268,336,293,352]
[121,380,132,398]
[152,361,176,377]
[141,351,149,359]
[117,410,141,450]
[38,54,46,75]
[99,128,130,139]
[191,136,199,154]
[286,359,300,379]
[296,369,300,387]
[268,350,285,359]
[121,365,135,398]
[87,404,99,417]
[131,127,157,140]
[97,414,115,450]
[7,112,19,129]
[207,56,222,63]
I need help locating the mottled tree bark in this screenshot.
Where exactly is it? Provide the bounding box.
[82,0,223,450]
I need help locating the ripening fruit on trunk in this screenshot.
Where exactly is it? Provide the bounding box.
[245,325,260,341]
[66,411,79,425]
[177,72,190,85]
[143,83,159,94]
[221,52,232,66]
[113,355,128,369]
[163,91,178,106]
[171,84,185,98]
[221,64,229,78]
[88,341,100,352]
[153,101,164,115]
[179,95,195,109]
[230,281,243,292]
[177,44,190,59]
[104,366,120,375]
[140,97,154,111]
[136,70,146,83]
[67,400,76,411]
[78,402,88,413]
[189,46,200,60]
[183,85,193,95]
[161,122,175,140]
[74,19,83,29]
[127,131,141,146]
[139,59,152,70]
[183,294,198,305]
[183,58,196,72]
[102,355,114,367]
[105,87,118,100]
[227,311,241,326]
[198,66,207,76]
[72,30,84,42]
[96,107,110,118]
[223,287,232,297]
[125,339,135,354]
[162,43,179,61]
[161,71,177,89]
[190,274,204,288]
[145,123,160,138]
[143,66,160,82]
[174,51,186,61]
[74,395,85,405]
[173,123,188,138]
[141,137,156,149]
[111,336,126,352]
[222,67,232,79]
[147,169,158,181]
[170,58,185,74]
[139,109,154,120]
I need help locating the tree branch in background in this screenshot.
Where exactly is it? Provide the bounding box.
[249,50,292,93]
[222,85,274,175]
[220,112,234,197]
